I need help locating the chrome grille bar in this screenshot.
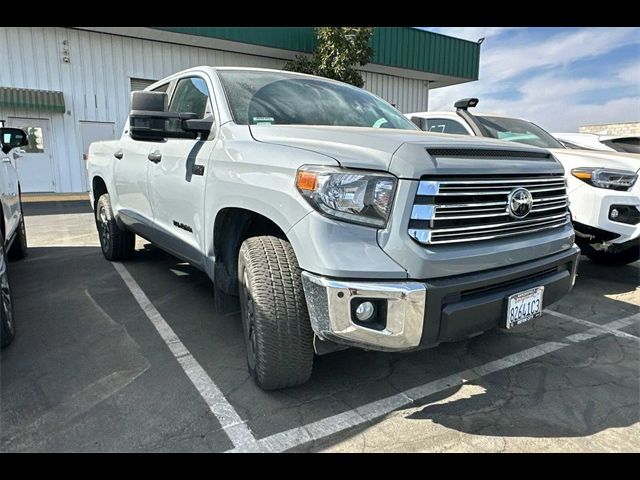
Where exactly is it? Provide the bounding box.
[409,173,570,245]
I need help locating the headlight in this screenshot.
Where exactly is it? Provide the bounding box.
[296,166,397,227]
[571,168,638,191]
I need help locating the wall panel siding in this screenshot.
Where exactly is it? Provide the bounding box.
[0,27,429,193]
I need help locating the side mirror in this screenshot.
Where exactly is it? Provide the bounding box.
[410,116,427,131]
[182,115,214,134]
[0,127,29,154]
[129,91,203,141]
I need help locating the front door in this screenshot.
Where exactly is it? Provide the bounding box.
[147,76,217,267]
[7,117,55,192]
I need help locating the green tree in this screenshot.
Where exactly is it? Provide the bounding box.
[284,27,374,88]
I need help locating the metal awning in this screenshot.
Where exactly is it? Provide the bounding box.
[0,87,65,113]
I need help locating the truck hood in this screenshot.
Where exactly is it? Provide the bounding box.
[250,125,557,177]
[549,148,640,173]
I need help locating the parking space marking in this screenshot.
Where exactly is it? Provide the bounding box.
[112,262,257,449]
[545,309,640,341]
[229,313,640,453]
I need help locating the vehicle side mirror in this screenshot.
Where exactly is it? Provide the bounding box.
[182,115,214,134]
[0,127,29,154]
[410,116,427,131]
[128,91,201,141]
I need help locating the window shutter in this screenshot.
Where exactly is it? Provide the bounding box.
[130,78,157,92]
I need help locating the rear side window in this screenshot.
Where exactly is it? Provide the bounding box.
[425,118,469,135]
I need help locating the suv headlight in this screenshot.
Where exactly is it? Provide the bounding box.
[571,168,638,191]
[296,166,397,227]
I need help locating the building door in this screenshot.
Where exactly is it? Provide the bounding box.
[80,121,116,189]
[6,117,55,193]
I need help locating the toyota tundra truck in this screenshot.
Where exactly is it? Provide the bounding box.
[87,67,580,390]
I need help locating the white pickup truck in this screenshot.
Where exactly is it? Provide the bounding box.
[88,68,579,390]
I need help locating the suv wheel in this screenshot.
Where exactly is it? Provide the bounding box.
[582,243,640,266]
[0,235,16,348]
[238,236,313,390]
[8,209,28,260]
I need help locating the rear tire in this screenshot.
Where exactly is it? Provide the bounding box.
[7,210,28,260]
[583,243,640,266]
[238,236,313,390]
[96,193,135,261]
[0,234,16,349]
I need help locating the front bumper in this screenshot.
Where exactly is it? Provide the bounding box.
[302,245,580,352]
[569,183,640,245]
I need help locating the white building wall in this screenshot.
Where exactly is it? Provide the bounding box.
[0,27,429,193]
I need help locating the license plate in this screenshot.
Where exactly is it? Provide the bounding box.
[506,287,544,328]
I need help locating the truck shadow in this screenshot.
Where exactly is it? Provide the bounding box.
[124,245,639,446]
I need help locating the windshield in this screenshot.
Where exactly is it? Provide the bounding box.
[475,115,564,149]
[217,70,417,130]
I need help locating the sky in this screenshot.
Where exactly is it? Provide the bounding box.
[419,27,640,132]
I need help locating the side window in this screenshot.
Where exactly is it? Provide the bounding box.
[425,118,469,135]
[169,77,211,118]
[151,83,169,93]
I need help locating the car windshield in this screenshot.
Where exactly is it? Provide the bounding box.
[475,115,564,149]
[217,70,417,130]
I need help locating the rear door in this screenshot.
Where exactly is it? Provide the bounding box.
[146,75,218,266]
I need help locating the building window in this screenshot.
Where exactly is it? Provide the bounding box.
[10,126,45,153]
[130,78,158,92]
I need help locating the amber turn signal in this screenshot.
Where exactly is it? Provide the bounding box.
[296,171,318,191]
[571,169,592,180]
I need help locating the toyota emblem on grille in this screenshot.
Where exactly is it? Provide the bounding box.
[507,187,533,219]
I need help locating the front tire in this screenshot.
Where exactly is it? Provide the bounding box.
[96,194,135,261]
[238,236,314,390]
[8,210,28,260]
[582,243,640,266]
[0,235,16,348]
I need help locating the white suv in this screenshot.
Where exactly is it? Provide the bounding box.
[407,99,639,265]
[0,125,29,348]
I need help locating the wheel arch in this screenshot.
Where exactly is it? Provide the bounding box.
[91,176,109,212]
[212,207,289,296]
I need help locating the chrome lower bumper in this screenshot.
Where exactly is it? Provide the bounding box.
[300,272,426,351]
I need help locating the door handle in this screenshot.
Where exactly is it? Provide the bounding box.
[113,149,123,160]
[148,150,162,163]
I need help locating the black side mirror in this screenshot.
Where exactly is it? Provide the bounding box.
[129,91,203,141]
[182,115,214,134]
[410,116,427,131]
[0,127,29,154]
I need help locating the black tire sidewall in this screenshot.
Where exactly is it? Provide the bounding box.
[7,211,28,260]
[584,243,640,266]
[0,238,16,348]
[238,243,258,378]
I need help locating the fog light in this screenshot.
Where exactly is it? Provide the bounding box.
[610,208,619,219]
[355,301,375,322]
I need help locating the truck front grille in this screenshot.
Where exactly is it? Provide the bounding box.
[408,174,570,245]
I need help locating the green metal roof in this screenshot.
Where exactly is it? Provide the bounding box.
[154,27,480,80]
[0,87,65,113]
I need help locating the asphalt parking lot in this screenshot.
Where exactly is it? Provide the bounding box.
[0,201,638,452]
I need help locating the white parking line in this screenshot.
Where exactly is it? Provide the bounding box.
[112,262,257,450]
[229,313,640,453]
[112,259,639,453]
[545,309,640,341]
